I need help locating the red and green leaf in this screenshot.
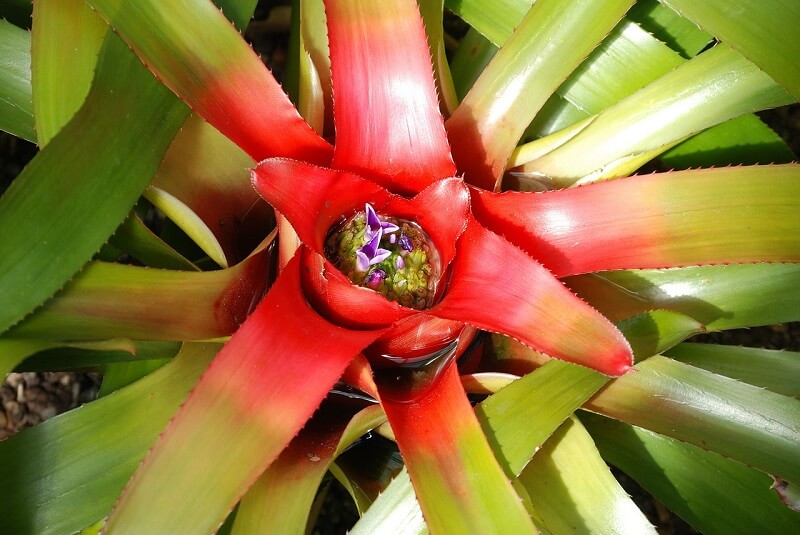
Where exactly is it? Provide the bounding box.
[8,248,270,341]
[105,255,386,533]
[86,0,332,163]
[473,164,800,276]
[325,0,455,194]
[379,361,537,533]
[432,218,633,376]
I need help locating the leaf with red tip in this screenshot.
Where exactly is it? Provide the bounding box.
[379,362,537,533]
[325,0,455,194]
[432,218,633,376]
[86,0,332,163]
[472,165,800,277]
[104,255,386,534]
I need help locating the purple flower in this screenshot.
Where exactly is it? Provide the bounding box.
[365,269,387,289]
[356,233,392,271]
[365,203,399,242]
[398,234,413,252]
[356,204,397,271]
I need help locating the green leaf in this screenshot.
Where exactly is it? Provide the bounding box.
[627,0,712,58]
[585,355,800,485]
[0,18,34,141]
[446,0,635,190]
[98,359,169,396]
[7,248,269,341]
[659,0,800,101]
[524,45,794,186]
[477,358,605,476]
[444,0,529,45]
[109,212,198,271]
[519,417,656,534]
[349,468,427,535]
[660,113,796,168]
[568,264,800,330]
[417,0,458,117]
[665,343,800,399]
[478,310,701,477]
[0,338,136,376]
[0,31,189,335]
[583,412,800,534]
[143,185,228,268]
[31,0,106,146]
[16,340,181,372]
[0,343,218,535]
[449,27,496,100]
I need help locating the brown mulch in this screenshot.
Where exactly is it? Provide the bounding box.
[0,372,101,441]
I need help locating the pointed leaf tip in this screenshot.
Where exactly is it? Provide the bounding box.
[433,218,633,376]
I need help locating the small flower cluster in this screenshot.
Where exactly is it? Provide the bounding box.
[324,204,440,309]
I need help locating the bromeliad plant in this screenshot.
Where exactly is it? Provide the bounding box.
[1,0,799,532]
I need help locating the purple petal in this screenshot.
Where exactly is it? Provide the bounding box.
[356,250,370,272]
[389,234,397,244]
[398,234,413,252]
[381,221,400,234]
[395,256,405,269]
[371,248,392,265]
[360,233,382,258]
[365,203,381,230]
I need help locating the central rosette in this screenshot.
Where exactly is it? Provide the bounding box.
[324,204,441,310]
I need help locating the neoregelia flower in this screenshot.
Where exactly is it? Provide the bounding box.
[95,1,634,531]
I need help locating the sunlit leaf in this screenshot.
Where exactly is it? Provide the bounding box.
[660,0,800,100]
[665,343,800,399]
[0,32,189,335]
[583,412,800,533]
[0,19,34,140]
[586,356,800,485]
[446,0,634,190]
[568,263,800,330]
[31,0,106,146]
[519,417,656,534]
[473,165,800,276]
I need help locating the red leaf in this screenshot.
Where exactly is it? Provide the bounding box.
[325,0,455,194]
[252,158,389,253]
[378,361,537,532]
[200,66,333,163]
[431,218,632,376]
